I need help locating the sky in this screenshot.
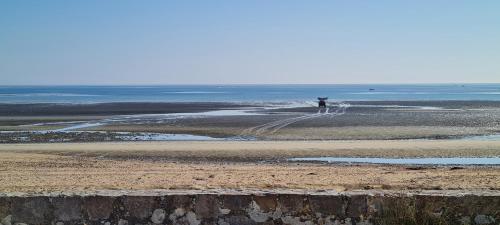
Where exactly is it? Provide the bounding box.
[1,1,500,85]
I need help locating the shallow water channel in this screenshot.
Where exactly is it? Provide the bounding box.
[289,157,500,165]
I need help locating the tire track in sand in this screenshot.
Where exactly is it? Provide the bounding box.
[241,103,350,136]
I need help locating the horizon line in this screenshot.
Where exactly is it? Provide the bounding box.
[2,82,500,86]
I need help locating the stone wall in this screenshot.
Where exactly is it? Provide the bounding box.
[0,190,498,225]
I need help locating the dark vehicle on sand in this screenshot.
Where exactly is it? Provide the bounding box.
[318,97,328,108]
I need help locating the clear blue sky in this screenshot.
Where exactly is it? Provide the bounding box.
[1,1,499,85]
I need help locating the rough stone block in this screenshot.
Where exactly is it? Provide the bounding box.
[474,214,496,225]
[346,194,367,218]
[463,196,500,216]
[52,197,83,221]
[82,196,115,221]
[416,195,465,224]
[11,197,52,225]
[309,195,345,216]
[252,195,277,213]
[171,195,193,209]
[222,215,256,225]
[150,208,166,224]
[222,195,251,211]
[0,197,10,219]
[277,194,304,214]
[194,195,219,219]
[122,196,156,219]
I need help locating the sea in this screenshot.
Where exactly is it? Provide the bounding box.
[1,84,500,104]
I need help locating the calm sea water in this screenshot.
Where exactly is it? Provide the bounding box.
[1,84,500,103]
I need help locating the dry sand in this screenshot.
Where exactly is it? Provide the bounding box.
[2,140,500,160]
[0,140,499,193]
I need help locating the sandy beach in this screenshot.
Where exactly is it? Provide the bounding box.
[1,101,500,193]
[0,140,499,193]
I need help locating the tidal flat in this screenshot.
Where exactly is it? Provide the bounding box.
[1,101,500,142]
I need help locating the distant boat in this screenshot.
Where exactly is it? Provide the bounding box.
[369,88,375,91]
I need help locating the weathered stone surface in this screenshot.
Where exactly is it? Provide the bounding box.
[252,195,277,212]
[277,194,304,214]
[52,197,82,221]
[474,214,495,225]
[118,218,128,225]
[346,194,367,218]
[0,197,9,219]
[281,215,315,225]
[186,211,201,225]
[309,195,345,216]
[194,195,219,219]
[246,201,271,223]
[222,195,251,211]
[1,215,12,225]
[366,196,383,216]
[415,195,480,224]
[11,197,52,225]
[459,216,471,225]
[222,215,256,225]
[82,196,115,221]
[150,208,166,224]
[168,195,193,210]
[464,196,500,215]
[0,191,497,224]
[122,196,156,219]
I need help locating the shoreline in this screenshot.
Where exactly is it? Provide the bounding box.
[2,100,500,115]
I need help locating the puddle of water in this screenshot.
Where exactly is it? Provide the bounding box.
[289,157,500,165]
[0,131,223,142]
[116,132,221,141]
[461,134,500,141]
[122,109,265,119]
[52,123,104,132]
[350,104,445,110]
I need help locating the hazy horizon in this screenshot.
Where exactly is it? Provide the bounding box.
[2,1,500,85]
[3,82,500,86]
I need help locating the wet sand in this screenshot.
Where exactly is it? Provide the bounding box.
[0,140,499,193]
[0,102,249,116]
[2,101,500,142]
